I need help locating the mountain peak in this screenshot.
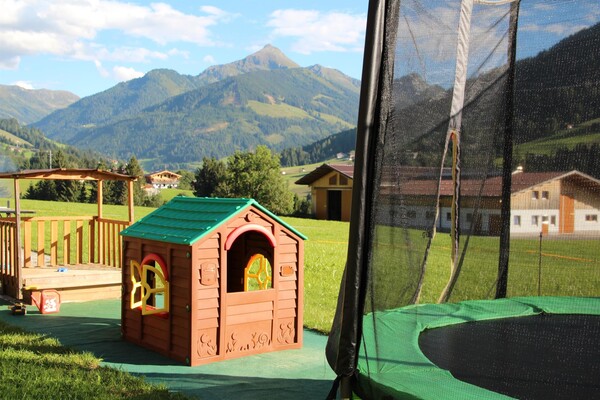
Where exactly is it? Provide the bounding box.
[247,44,300,70]
[197,44,299,85]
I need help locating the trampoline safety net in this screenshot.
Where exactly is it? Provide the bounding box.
[326,1,600,399]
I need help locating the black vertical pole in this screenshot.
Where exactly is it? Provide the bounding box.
[496,1,520,299]
[537,231,542,296]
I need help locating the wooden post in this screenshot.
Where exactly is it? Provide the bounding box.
[128,180,135,224]
[13,178,22,299]
[97,180,103,219]
[97,180,103,264]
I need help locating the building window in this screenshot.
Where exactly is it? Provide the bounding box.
[466,213,473,223]
[406,210,416,219]
[532,215,539,226]
[532,191,539,200]
[446,212,451,221]
[585,214,598,222]
[542,191,549,200]
[551,215,557,226]
[339,175,348,185]
[130,254,170,317]
[329,175,338,185]
[513,215,521,226]
[245,254,273,291]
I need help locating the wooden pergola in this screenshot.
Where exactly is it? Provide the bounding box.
[0,168,137,299]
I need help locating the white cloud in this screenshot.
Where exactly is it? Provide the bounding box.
[0,0,230,69]
[203,54,216,64]
[0,55,20,70]
[112,66,144,82]
[94,59,109,78]
[267,9,366,54]
[12,80,34,90]
[520,23,589,36]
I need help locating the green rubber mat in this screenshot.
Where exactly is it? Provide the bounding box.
[0,298,335,399]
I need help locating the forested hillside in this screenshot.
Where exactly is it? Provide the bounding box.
[281,21,600,174]
[280,128,356,167]
[0,85,79,125]
[0,118,103,170]
[33,69,203,143]
[32,45,360,170]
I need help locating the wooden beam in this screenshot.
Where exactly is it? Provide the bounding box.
[97,180,103,219]
[13,178,22,299]
[128,180,134,223]
[97,180,104,263]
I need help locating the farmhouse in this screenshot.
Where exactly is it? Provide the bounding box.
[297,164,600,235]
[145,170,181,189]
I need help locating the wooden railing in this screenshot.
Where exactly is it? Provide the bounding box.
[0,219,17,297]
[0,216,131,297]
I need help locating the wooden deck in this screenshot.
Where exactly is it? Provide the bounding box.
[0,168,136,302]
[21,264,121,304]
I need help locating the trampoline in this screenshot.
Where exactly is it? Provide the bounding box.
[325,1,600,399]
[357,297,600,399]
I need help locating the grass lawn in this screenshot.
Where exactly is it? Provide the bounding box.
[0,198,598,398]
[3,198,598,331]
[0,321,188,399]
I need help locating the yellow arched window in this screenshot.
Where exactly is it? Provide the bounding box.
[130,254,170,316]
[244,254,273,291]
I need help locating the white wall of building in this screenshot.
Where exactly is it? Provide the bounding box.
[510,209,559,234]
[575,209,600,232]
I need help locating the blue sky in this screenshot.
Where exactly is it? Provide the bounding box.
[1,1,598,98]
[0,0,369,97]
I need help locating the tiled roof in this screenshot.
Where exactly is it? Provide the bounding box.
[121,196,306,245]
[295,164,354,184]
[382,170,600,197]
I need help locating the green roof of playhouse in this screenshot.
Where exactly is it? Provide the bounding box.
[121,196,306,245]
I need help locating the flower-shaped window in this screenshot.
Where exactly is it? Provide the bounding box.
[244,254,273,291]
[130,253,170,316]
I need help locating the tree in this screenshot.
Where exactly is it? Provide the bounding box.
[193,157,227,197]
[125,156,146,206]
[215,146,294,215]
[176,169,195,190]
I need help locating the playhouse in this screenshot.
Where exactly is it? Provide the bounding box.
[120,196,306,366]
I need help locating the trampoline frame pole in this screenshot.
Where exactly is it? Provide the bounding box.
[538,231,542,296]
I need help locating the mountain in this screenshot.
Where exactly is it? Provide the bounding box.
[33,45,360,170]
[33,69,203,143]
[197,44,300,85]
[0,85,79,125]
[0,118,106,172]
[61,67,359,167]
[282,21,600,170]
[394,73,445,110]
[280,127,357,167]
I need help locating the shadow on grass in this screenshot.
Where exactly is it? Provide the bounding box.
[0,298,334,400]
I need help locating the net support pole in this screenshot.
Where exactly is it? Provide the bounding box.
[438,0,474,303]
[496,1,520,298]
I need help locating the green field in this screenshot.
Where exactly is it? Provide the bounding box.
[2,198,598,333]
[1,199,598,400]
[515,117,600,156]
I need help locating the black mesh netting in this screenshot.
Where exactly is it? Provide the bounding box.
[327,1,600,399]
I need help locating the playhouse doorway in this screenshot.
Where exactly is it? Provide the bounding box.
[224,229,277,355]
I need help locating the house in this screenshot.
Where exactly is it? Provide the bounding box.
[296,164,600,235]
[120,196,306,366]
[145,170,181,189]
[295,164,354,221]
